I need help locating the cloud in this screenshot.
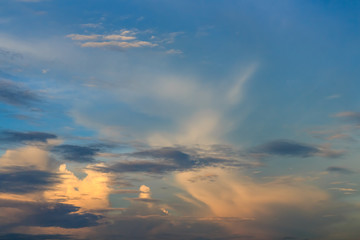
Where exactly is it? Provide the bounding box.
[251,139,344,158]
[334,111,360,125]
[95,161,178,174]
[0,199,102,229]
[0,130,57,144]
[66,34,101,41]
[52,144,101,162]
[326,166,354,174]
[0,145,56,171]
[0,168,59,194]
[165,49,183,55]
[326,134,353,141]
[132,148,193,168]
[175,167,345,239]
[44,163,112,212]
[81,41,157,49]
[93,147,237,174]
[0,234,72,240]
[0,79,39,107]
[103,35,136,41]
[67,30,156,50]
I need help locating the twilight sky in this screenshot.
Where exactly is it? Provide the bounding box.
[0,0,360,239]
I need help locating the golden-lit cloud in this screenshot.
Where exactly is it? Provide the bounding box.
[44,163,112,212]
[176,167,328,218]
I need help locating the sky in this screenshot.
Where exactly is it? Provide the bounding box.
[0,0,360,239]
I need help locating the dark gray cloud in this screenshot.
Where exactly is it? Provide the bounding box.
[52,144,102,162]
[25,203,102,228]
[132,148,194,168]
[0,168,60,194]
[0,79,39,107]
[252,140,318,157]
[326,166,354,174]
[97,161,178,173]
[0,234,72,240]
[0,199,102,229]
[250,139,344,158]
[94,147,232,174]
[0,130,57,144]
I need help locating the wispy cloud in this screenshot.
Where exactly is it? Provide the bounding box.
[334,111,360,125]
[93,146,253,174]
[0,79,39,107]
[81,41,157,48]
[165,49,183,55]
[0,130,57,144]
[67,30,157,49]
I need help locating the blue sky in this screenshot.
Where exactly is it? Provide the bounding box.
[0,0,360,239]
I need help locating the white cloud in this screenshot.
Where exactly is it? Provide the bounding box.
[165,49,183,55]
[66,34,101,41]
[81,41,157,48]
[103,35,136,41]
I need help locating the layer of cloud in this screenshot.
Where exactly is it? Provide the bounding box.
[51,144,102,163]
[0,234,72,240]
[67,30,157,50]
[0,199,102,229]
[251,139,344,158]
[175,167,360,239]
[93,147,242,174]
[81,41,157,49]
[0,168,59,194]
[0,79,39,107]
[326,166,354,174]
[334,111,360,125]
[0,130,57,145]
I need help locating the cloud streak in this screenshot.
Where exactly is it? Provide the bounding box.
[67,30,157,49]
[0,130,57,145]
[0,79,39,107]
[251,139,344,158]
[52,144,103,162]
[0,168,60,193]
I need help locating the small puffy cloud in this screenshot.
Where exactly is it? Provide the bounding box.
[251,139,344,158]
[0,79,39,107]
[139,185,151,199]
